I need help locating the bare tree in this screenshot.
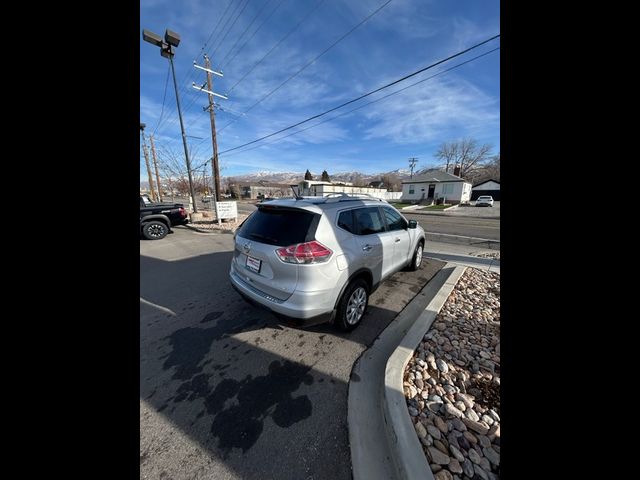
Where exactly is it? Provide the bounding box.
[380,173,402,191]
[435,142,459,173]
[434,138,493,179]
[227,177,242,199]
[470,153,500,184]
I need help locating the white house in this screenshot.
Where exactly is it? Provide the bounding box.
[471,179,500,201]
[401,170,472,204]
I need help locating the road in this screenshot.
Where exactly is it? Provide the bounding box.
[230,201,499,241]
[403,213,500,240]
[169,199,498,242]
[140,227,445,480]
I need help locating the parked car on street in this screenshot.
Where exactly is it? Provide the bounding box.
[140,194,189,240]
[229,194,426,331]
[475,195,494,207]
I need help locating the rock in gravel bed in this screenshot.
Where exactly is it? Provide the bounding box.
[415,421,427,439]
[404,267,500,478]
[434,470,454,480]
[427,447,451,465]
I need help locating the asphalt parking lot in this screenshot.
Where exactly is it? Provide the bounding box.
[140,227,445,480]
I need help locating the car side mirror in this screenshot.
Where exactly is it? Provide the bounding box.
[408,220,417,229]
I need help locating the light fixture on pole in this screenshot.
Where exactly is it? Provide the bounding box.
[142,28,199,213]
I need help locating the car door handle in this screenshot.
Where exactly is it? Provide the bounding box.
[362,244,373,252]
[395,237,401,242]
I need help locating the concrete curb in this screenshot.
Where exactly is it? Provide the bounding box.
[383,265,466,479]
[426,232,500,250]
[348,264,463,480]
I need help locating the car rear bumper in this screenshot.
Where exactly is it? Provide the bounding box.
[229,268,336,325]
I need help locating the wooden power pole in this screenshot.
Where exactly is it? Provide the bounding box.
[140,124,157,201]
[149,135,163,202]
[192,56,228,225]
[204,54,222,203]
[409,157,419,178]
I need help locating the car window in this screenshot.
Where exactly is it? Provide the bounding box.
[337,209,356,233]
[237,207,318,246]
[382,206,407,231]
[353,207,385,235]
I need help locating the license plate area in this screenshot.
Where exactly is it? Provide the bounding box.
[246,255,262,273]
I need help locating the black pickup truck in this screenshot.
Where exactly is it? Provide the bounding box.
[139,194,189,240]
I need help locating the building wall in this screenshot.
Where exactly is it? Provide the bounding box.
[297,182,396,200]
[473,181,500,191]
[401,181,471,203]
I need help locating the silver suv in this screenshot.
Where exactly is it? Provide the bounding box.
[229,195,426,331]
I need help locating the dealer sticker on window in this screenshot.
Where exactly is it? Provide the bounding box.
[246,255,261,273]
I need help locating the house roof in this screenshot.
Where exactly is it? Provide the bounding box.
[472,179,500,188]
[402,170,467,184]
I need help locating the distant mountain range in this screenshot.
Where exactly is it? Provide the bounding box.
[140,167,440,189]
[226,167,424,184]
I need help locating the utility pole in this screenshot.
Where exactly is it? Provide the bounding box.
[204,54,222,203]
[409,157,419,178]
[192,55,228,225]
[140,123,157,201]
[149,135,162,202]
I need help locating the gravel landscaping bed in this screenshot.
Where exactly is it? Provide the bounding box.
[189,214,248,232]
[403,268,500,480]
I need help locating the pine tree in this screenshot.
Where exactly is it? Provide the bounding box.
[304,169,313,180]
[321,170,330,182]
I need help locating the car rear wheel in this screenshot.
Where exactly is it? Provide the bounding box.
[335,279,369,331]
[142,220,169,240]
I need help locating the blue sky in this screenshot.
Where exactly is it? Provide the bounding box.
[140,0,500,181]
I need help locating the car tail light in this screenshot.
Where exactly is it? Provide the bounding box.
[276,241,332,264]
[178,207,186,217]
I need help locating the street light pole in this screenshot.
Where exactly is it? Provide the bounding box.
[168,54,198,213]
[143,28,198,213]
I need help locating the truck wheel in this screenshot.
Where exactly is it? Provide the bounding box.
[142,221,168,240]
[335,279,369,332]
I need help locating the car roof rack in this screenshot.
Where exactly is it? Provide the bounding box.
[321,192,385,203]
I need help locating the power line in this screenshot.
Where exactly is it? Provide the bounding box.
[209,0,250,58]
[218,34,500,155]
[220,47,500,157]
[200,0,235,55]
[152,64,171,136]
[220,0,274,69]
[226,0,327,95]
[219,0,393,134]
[175,0,291,138]
[154,1,237,135]
[158,0,253,136]
[220,0,288,71]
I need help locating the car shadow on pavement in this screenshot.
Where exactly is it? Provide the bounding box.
[140,251,444,479]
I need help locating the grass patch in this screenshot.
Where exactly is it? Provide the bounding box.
[389,202,413,208]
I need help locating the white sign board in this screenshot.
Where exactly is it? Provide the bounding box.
[216,201,238,220]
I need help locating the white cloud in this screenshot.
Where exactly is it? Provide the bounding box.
[361,75,499,144]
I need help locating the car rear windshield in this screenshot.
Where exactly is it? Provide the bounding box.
[237,206,319,246]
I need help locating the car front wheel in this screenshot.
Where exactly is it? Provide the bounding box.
[408,242,424,271]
